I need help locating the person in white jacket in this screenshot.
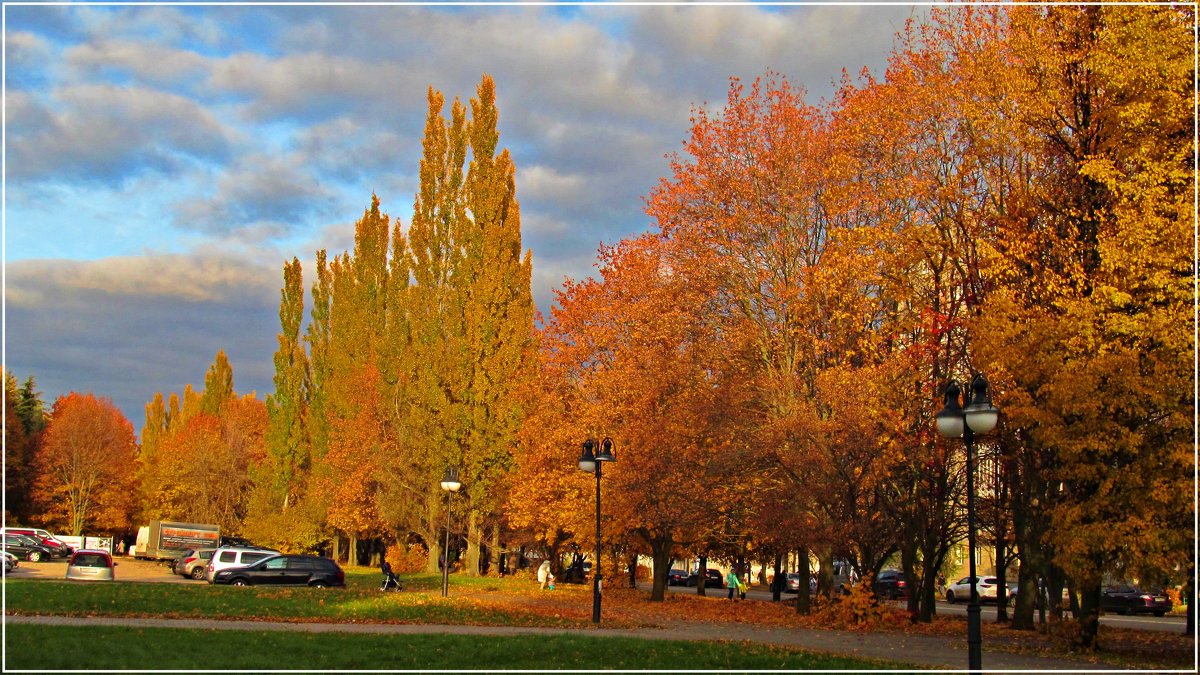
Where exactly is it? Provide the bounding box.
[537,560,555,590]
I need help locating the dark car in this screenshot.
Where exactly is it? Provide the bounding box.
[667,569,689,586]
[686,569,724,588]
[873,570,909,600]
[212,554,345,587]
[1100,585,1172,617]
[3,534,55,562]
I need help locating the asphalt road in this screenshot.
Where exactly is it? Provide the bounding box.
[664,583,1189,634]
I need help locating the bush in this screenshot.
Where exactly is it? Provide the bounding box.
[812,574,887,630]
[385,543,428,574]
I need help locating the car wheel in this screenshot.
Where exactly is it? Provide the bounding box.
[27,551,42,562]
[946,590,956,604]
[190,566,206,580]
[1153,611,1165,617]
[311,581,328,588]
[232,579,249,586]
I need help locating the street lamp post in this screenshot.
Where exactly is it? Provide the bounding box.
[578,437,616,624]
[935,373,999,674]
[440,467,462,598]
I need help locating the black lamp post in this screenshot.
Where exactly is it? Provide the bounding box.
[935,373,999,673]
[440,467,462,598]
[578,437,615,624]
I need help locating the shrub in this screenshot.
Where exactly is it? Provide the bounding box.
[811,574,887,630]
[386,543,429,574]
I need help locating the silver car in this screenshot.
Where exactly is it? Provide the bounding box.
[65,549,116,581]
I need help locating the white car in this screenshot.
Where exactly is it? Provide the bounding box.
[2,551,17,573]
[945,576,1015,604]
[204,547,279,583]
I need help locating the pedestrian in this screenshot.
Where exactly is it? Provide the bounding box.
[537,560,555,590]
[738,572,748,601]
[726,568,741,601]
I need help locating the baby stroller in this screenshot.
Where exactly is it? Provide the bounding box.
[380,561,403,592]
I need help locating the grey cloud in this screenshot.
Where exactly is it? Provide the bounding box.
[7,84,236,184]
[6,256,281,425]
[66,40,210,89]
[173,153,339,239]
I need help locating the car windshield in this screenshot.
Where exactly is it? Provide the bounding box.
[72,553,109,567]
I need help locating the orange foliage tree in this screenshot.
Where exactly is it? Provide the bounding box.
[34,393,137,535]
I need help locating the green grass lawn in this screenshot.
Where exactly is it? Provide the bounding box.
[3,572,585,627]
[4,624,907,671]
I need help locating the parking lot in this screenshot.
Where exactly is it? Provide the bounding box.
[6,556,191,583]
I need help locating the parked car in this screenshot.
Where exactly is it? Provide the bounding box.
[782,573,815,593]
[3,534,55,562]
[667,569,690,586]
[3,551,17,573]
[65,549,116,581]
[686,569,724,588]
[873,570,909,600]
[945,576,1011,604]
[205,546,280,583]
[174,547,217,580]
[211,554,344,587]
[1100,585,1172,617]
[4,527,72,557]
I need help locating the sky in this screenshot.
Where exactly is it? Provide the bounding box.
[4,2,923,431]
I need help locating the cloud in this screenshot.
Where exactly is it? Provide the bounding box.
[7,84,236,185]
[172,153,339,240]
[65,39,210,89]
[5,256,281,425]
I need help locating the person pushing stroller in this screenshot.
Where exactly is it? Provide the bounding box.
[381,559,403,591]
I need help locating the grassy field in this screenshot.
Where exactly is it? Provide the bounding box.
[4,571,587,627]
[5,567,1193,671]
[4,624,907,671]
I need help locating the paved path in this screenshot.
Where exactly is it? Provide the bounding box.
[7,614,1119,672]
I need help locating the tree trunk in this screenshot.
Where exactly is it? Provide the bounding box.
[627,550,639,589]
[490,523,501,576]
[1010,563,1040,630]
[771,550,783,602]
[1075,580,1102,651]
[796,546,812,615]
[349,533,359,567]
[650,542,671,601]
[696,554,709,597]
[994,536,1010,624]
[331,533,341,565]
[901,543,919,619]
[816,548,834,598]
[1186,560,1195,636]
[466,511,481,576]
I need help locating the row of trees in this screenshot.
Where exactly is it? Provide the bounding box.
[509,4,1192,648]
[6,5,1191,650]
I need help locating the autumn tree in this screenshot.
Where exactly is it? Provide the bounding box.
[139,353,266,533]
[512,234,738,600]
[34,393,137,535]
[646,73,899,607]
[967,5,1195,648]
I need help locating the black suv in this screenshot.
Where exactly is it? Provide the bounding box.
[212,554,345,587]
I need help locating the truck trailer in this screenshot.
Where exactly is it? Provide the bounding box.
[134,521,220,561]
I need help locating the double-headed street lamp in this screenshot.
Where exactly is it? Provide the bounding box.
[440,466,462,598]
[578,437,616,624]
[935,373,1000,673]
